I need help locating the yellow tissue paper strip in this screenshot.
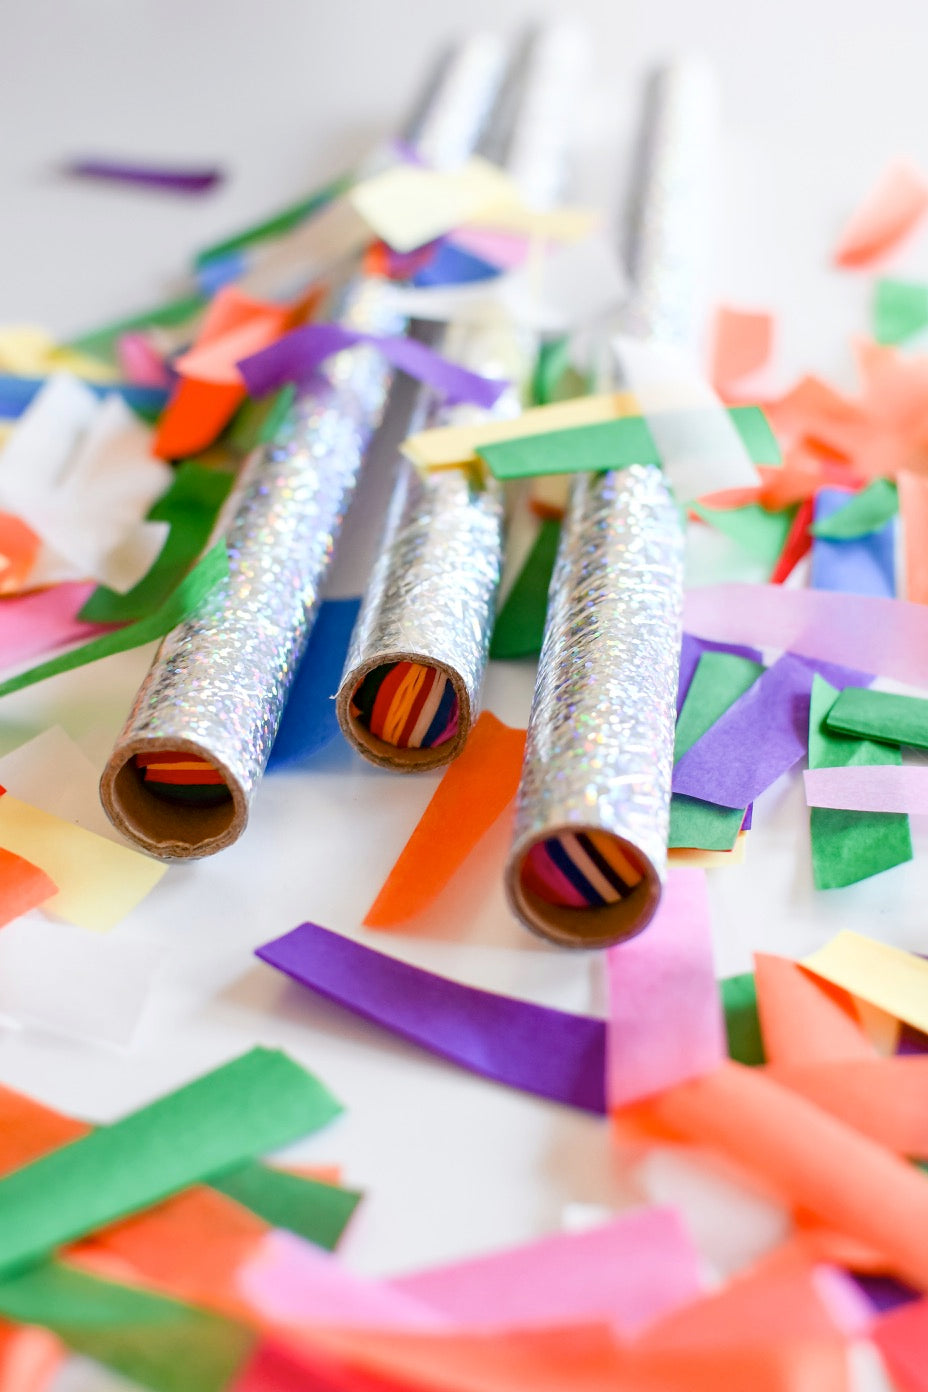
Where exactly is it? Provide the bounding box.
[350,158,517,253]
[349,157,597,254]
[0,794,165,932]
[668,833,748,868]
[802,930,928,1035]
[402,390,639,470]
[0,326,118,382]
[462,204,599,242]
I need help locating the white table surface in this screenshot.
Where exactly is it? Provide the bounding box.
[1,0,928,1293]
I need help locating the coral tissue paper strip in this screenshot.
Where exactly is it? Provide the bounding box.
[833,159,928,267]
[804,765,928,814]
[0,848,57,926]
[393,1207,704,1338]
[637,1251,849,1350]
[753,952,874,1066]
[710,306,773,394]
[606,868,724,1106]
[620,1059,928,1290]
[873,1298,928,1392]
[364,713,526,928]
[255,921,607,1114]
[899,471,928,603]
[803,931,928,1036]
[769,1057,928,1157]
[683,583,928,687]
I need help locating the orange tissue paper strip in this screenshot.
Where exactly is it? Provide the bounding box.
[153,285,293,459]
[753,953,874,1066]
[0,846,58,928]
[833,160,928,268]
[711,306,774,396]
[0,514,41,596]
[363,713,527,929]
[69,1184,267,1319]
[616,1060,928,1290]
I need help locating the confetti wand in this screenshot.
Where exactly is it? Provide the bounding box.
[100,35,508,860]
[505,59,717,948]
[336,24,590,771]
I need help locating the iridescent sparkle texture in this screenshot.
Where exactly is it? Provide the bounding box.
[109,281,403,844]
[509,464,684,909]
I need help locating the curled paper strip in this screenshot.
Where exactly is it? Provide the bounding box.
[237,322,508,409]
[506,465,685,948]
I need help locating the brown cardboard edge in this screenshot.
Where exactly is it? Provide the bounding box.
[336,652,472,772]
[504,825,662,949]
[100,735,247,861]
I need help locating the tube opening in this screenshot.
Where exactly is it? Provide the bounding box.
[341,658,468,770]
[510,827,661,948]
[101,743,240,860]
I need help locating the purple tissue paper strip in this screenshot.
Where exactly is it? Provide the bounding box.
[850,1273,921,1316]
[65,159,222,194]
[238,324,507,409]
[676,633,765,715]
[671,652,871,809]
[256,922,607,1114]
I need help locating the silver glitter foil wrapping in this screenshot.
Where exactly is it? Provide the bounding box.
[336,319,527,770]
[101,281,405,857]
[506,465,685,947]
[506,59,712,947]
[618,58,716,352]
[337,24,588,770]
[100,38,507,859]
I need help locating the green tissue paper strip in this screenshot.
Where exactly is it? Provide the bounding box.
[674,653,765,759]
[809,479,899,539]
[691,502,796,570]
[824,685,928,753]
[873,278,928,346]
[0,1047,341,1280]
[211,1163,362,1252]
[669,652,764,851]
[490,518,560,660]
[809,676,913,890]
[194,174,352,269]
[476,405,781,481]
[66,293,207,363]
[79,463,234,625]
[0,541,229,699]
[0,1263,254,1392]
[721,973,766,1066]
[668,796,744,852]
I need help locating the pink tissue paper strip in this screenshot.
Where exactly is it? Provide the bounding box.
[237,1230,445,1331]
[0,582,102,675]
[606,868,725,1108]
[393,1207,705,1339]
[803,765,928,814]
[684,584,928,688]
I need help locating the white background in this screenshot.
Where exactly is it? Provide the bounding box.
[1,0,928,1285]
